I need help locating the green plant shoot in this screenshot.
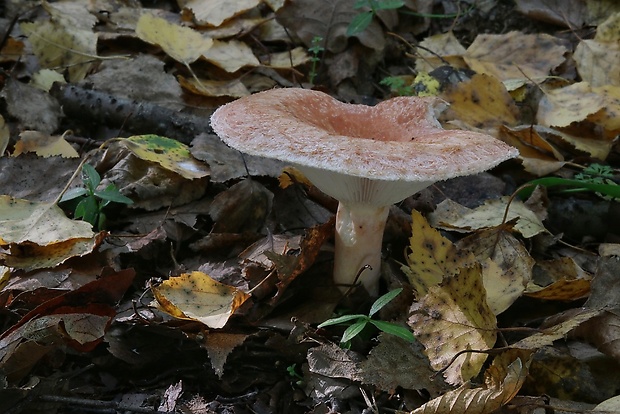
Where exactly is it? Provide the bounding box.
[60,163,133,230]
[318,288,414,344]
[308,36,324,85]
[347,0,405,36]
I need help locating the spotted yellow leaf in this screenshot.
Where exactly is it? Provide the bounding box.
[120,135,209,180]
[151,271,250,329]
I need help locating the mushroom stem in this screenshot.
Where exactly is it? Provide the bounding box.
[333,202,390,296]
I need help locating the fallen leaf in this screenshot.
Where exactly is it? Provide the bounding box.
[409,264,497,384]
[429,198,547,238]
[151,271,250,329]
[12,131,79,158]
[463,31,567,82]
[525,257,592,300]
[183,0,262,27]
[119,135,210,180]
[574,12,620,87]
[136,13,213,64]
[415,31,467,73]
[498,125,566,176]
[0,196,94,246]
[20,1,98,82]
[202,332,249,378]
[402,209,475,296]
[177,76,250,97]
[458,223,534,315]
[512,308,602,349]
[442,73,520,130]
[202,39,260,72]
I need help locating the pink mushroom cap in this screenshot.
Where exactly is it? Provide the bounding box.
[210,88,518,207]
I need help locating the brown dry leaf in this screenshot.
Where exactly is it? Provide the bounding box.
[202,39,260,72]
[415,31,467,73]
[457,223,534,315]
[525,257,592,300]
[151,271,250,329]
[402,209,476,296]
[442,74,520,130]
[276,0,386,53]
[515,0,620,27]
[202,332,249,378]
[574,12,620,87]
[411,350,530,414]
[182,0,262,27]
[19,1,98,82]
[512,308,603,349]
[498,125,566,176]
[430,198,547,239]
[463,32,567,82]
[356,333,448,394]
[136,13,213,65]
[408,264,497,385]
[178,76,250,97]
[12,131,78,158]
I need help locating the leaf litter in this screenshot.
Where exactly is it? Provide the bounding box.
[1,0,620,413]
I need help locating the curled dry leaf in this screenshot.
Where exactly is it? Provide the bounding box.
[410,350,531,414]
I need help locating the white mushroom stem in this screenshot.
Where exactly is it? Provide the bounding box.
[333,202,390,296]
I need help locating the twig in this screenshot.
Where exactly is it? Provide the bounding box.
[38,395,171,414]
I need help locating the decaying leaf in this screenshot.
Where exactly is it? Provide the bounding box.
[463,31,567,82]
[442,74,520,130]
[20,1,98,81]
[525,257,592,300]
[12,131,79,158]
[458,223,534,315]
[498,125,566,176]
[402,209,475,296]
[202,332,249,378]
[151,271,250,329]
[409,264,497,385]
[202,39,260,72]
[410,350,531,413]
[430,198,547,238]
[574,12,620,87]
[415,31,467,73]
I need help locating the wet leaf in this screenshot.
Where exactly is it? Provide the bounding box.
[183,0,262,27]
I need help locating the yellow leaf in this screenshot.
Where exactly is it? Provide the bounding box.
[266,47,310,68]
[120,135,209,180]
[136,13,213,64]
[537,82,604,128]
[177,76,250,98]
[0,196,94,246]
[151,271,250,329]
[403,209,475,296]
[525,257,592,300]
[202,39,259,72]
[442,74,520,130]
[409,264,497,385]
[415,31,467,73]
[13,131,79,158]
[183,0,262,27]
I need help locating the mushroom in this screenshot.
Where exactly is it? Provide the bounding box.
[210,88,518,296]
